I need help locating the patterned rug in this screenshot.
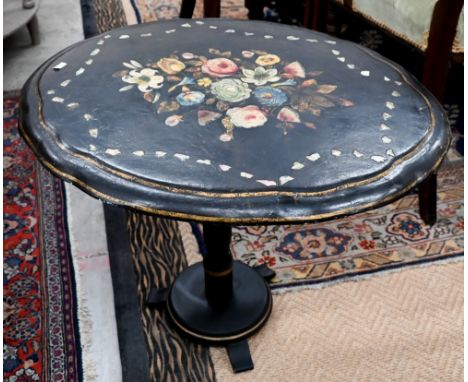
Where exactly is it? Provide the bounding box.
[3,93,81,381]
[228,159,464,289]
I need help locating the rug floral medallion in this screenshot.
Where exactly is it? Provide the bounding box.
[229,159,463,288]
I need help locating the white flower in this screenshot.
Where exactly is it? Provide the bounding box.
[241,67,281,86]
[122,68,164,92]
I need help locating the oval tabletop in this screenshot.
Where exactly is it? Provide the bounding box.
[20,19,450,223]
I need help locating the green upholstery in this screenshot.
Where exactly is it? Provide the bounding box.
[333,0,463,52]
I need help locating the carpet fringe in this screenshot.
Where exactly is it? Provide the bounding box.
[75,299,99,381]
[66,189,99,382]
[271,254,464,295]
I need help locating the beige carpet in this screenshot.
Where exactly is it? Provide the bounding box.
[180,223,463,382]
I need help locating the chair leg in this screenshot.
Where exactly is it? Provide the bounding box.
[204,0,220,17]
[421,0,463,101]
[304,0,327,31]
[303,0,313,28]
[180,0,196,18]
[418,172,437,226]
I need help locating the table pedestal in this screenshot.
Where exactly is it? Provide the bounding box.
[168,261,272,343]
[160,223,273,372]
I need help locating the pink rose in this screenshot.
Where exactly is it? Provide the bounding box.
[226,105,267,128]
[202,58,239,77]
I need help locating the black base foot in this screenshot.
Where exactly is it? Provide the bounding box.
[167,261,272,343]
[227,340,254,373]
[146,287,169,309]
[253,264,276,281]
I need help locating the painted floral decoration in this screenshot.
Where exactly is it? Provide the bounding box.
[118,49,354,141]
[253,86,288,106]
[157,58,186,74]
[176,91,205,106]
[226,105,267,129]
[211,79,251,103]
[202,58,239,77]
[241,67,280,86]
[122,68,164,92]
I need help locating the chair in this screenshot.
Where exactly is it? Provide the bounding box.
[304,0,464,101]
[303,0,464,225]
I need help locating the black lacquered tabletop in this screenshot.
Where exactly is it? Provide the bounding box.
[20,19,450,222]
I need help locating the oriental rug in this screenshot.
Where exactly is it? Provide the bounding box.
[3,93,82,382]
[183,155,465,291]
[227,158,464,290]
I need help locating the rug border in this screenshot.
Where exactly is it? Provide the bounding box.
[3,91,83,382]
[36,151,83,382]
[271,252,464,293]
[190,220,464,291]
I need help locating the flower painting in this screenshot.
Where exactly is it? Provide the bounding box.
[118,49,354,142]
[122,68,164,92]
[202,58,239,77]
[227,105,267,129]
[211,79,251,103]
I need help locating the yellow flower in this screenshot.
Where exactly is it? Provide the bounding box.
[255,54,281,66]
[197,77,212,87]
[157,58,186,74]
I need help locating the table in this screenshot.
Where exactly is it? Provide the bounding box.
[4,0,40,45]
[20,19,450,373]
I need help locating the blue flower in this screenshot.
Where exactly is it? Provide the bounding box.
[253,86,288,106]
[399,220,422,235]
[176,91,205,106]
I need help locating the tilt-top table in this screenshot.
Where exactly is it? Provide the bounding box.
[20,19,450,373]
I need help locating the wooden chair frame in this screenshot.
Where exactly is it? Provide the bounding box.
[304,0,464,100]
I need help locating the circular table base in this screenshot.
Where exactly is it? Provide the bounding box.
[167,261,272,343]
